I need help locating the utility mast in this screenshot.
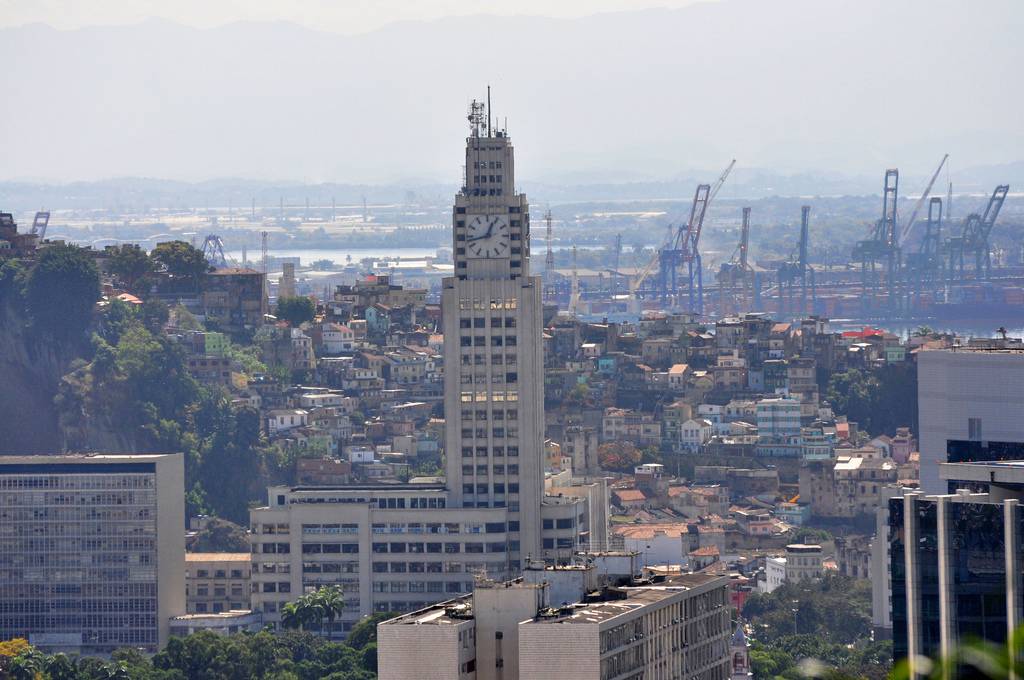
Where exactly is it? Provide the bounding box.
[569,244,580,317]
[544,209,555,273]
[261,231,269,275]
[613,233,622,294]
[261,230,270,302]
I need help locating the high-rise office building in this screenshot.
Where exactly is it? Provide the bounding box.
[918,346,1024,493]
[442,98,545,563]
[250,98,600,632]
[0,454,185,655]
[889,460,1024,674]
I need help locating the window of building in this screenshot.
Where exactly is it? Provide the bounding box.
[968,417,983,441]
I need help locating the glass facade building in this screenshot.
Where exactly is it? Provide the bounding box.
[890,460,1024,675]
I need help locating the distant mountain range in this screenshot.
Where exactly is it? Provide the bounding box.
[0,0,1021,186]
[1,161,1021,213]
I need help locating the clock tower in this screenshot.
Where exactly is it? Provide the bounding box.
[443,95,544,564]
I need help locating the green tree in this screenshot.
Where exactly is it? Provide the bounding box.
[187,517,250,552]
[151,241,211,285]
[598,440,642,472]
[170,303,204,330]
[24,242,101,340]
[140,298,170,332]
[825,363,918,436]
[345,612,396,650]
[281,586,346,637]
[275,296,316,327]
[106,244,155,292]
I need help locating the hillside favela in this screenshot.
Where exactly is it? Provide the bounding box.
[1,1,1023,679]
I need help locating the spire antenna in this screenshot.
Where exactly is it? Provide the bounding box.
[487,85,492,138]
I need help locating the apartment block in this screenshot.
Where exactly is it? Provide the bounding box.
[250,484,510,635]
[379,558,730,680]
[0,454,185,655]
[518,574,732,680]
[249,483,597,635]
[185,552,251,613]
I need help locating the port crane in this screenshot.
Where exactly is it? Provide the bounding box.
[30,211,50,241]
[852,169,901,315]
[776,205,815,318]
[898,154,949,248]
[947,184,1010,281]
[717,207,759,313]
[200,234,228,268]
[903,197,944,307]
[648,159,735,313]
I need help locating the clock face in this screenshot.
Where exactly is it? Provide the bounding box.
[465,214,511,259]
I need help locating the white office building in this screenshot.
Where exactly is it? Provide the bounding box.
[442,99,547,563]
[249,97,601,633]
[378,561,732,680]
[917,346,1024,493]
[0,454,185,655]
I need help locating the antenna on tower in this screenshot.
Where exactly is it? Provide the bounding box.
[487,85,492,138]
[467,99,486,137]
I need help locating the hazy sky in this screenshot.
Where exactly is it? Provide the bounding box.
[1,0,1020,185]
[0,0,711,33]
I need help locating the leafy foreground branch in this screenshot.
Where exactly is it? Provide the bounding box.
[0,616,393,680]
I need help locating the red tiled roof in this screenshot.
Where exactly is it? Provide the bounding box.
[614,523,688,540]
[689,545,720,557]
[614,489,647,502]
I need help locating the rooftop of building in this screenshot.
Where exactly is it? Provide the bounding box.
[282,482,448,493]
[185,552,251,562]
[170,610,259,622]
[0,453,176,466]
[613,522,689,540]
[208,267,263,276]
[786,543,823,553]
[528,574,724,626]
[382,596,475,626]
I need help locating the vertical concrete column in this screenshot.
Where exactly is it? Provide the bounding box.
[904,494,920,678]
[936,497,955,661]
[1006,499,1019,680]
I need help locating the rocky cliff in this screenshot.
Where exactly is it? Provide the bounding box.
[0,298,135,453]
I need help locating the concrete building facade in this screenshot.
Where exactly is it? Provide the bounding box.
[442,109,545,564]
[518,575,732,680]
[185,552,251,614]
[917,347,1024,493]
[0,454,185,655]
[379,568,732,680]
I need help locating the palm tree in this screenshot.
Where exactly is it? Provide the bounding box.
[314,586,346,637]
[280,586,345,637]
[280,600,308,631]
